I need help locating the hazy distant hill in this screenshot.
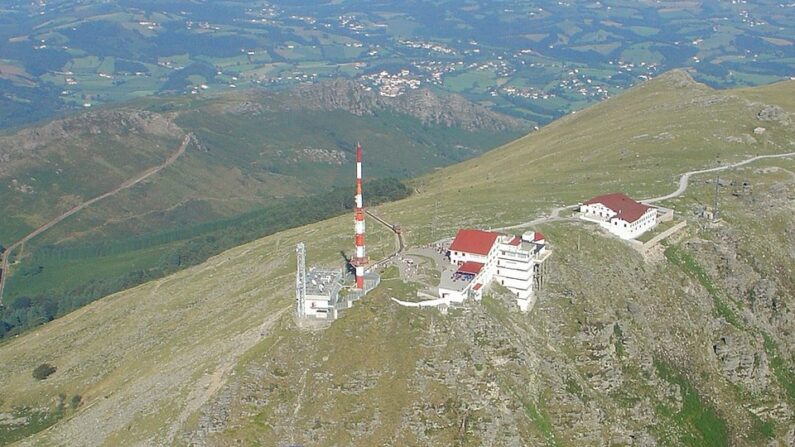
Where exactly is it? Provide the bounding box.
[1,71,794,445]
[1,0,794,127]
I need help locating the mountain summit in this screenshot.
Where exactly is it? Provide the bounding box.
[1,73,794,445]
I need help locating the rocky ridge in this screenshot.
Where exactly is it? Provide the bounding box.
[284,78,528,132]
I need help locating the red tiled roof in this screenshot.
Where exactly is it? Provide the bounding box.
[507,236,522,246]
[533,232,545,242]
[449,229,500,255]
[457,261,484,275]
[584,193,652,223]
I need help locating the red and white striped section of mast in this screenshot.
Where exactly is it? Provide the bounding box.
[352,142,367,289]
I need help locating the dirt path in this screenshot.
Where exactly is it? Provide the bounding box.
[366,209,405,270]
[0,133,192,305]
[289,369,310,444]
[494,205,578,232]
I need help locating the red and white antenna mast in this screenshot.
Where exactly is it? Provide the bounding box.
[352,142,367,289]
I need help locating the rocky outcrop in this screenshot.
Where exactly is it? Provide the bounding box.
[283,79,528,132]
[757,105,792,126]
[0,110,179,157]
[712,332,771,394]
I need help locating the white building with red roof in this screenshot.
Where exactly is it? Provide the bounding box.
[579,192,658,239]
[439,229,551,312]
[449,229,500,264]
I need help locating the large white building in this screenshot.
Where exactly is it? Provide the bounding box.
[579,193,657,240]
[439,229,550,312]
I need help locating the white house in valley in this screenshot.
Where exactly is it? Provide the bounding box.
[439,229,551,312]
[579,192,658,240]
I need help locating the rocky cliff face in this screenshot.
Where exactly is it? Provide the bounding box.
[284,79,528,132]
[0,110,178,154]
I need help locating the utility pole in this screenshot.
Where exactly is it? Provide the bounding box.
[713,174,720,221]
[296,243,306,319]
[713,153,721,222]
[432,200,439,242]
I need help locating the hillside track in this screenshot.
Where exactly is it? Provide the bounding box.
[365,209,404,269]
[496,150,795,232]
[0,133,193,305]
[642,151,795,204]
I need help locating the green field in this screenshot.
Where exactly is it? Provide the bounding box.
[2,0,794,129]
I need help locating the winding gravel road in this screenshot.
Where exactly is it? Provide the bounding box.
[496,150,795,233]
[642,151,795,204]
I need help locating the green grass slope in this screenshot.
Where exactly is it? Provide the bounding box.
[387,70,794,242]
[0,83,523,337]
[1,71,794,445]
[1,87,521,247]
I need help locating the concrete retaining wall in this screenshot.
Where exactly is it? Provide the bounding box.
[643,220,687,250]
[391,296,451,308]
[656,207,675,223]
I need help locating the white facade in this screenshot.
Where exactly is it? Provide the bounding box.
[495,241,535,299]
[493,232,549,311]
[304,293,336,319]
[438,280,485,304]
[580,198,658,240]
[437,285,469,304]
[442,231,549,312]
[438,262,487,304]
[299,268,343,320]
[450,249,491,270]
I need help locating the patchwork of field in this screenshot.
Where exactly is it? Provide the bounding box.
[1,0,794,128]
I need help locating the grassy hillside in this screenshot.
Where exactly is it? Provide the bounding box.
[390,70,793,242]
[0,82,523,337]
[1,85,521,246]
[1,71,794,445]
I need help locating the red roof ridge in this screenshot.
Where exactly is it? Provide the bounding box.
[584,192,652,223]
[457,261,484,275]
[449,229,501,255]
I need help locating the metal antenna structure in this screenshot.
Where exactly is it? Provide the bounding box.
[296,242,306,318]
[714,175,721,221]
